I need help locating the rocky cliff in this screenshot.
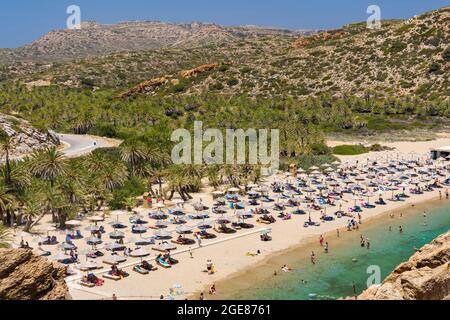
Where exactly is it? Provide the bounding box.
[0,114,59,158]
[0,248,71,300]
[357,231,450,300]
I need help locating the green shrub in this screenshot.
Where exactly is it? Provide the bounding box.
[332,145,369,155]
[110,177,146,210]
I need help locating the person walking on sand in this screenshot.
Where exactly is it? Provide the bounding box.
[445,189,449,200]
[439,190,442,200]
[337,229,340,238]
[311,251,316,264]
[324,242,329,254]
[319,235,324,246]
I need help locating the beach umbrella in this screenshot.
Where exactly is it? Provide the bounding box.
[247,184,259,189]
[214,206,228,214]
[176,225,193,234]
[86,225,101,233]
[309,166,319,171]
[52,253,71,261]
[216,215,232,224]
[332,161,340,166]
[104,255,126,265]
[172,199,185,205]
[169,208,184,216]
[105,243,126,251]
[60,242,76,250]
[110,211,126,223]
[130,248,150,258]
[153,203,166,209]
[155,220,169,228]
[236,210,253,219]
[197,220,213,229]
[77,260,98,270]
[154,230,172,239]
[109,231,125,239]
[190,212,210,219]
[65,220,82,227]
[212,191,225,196]
[132,226,148,234]
[227,187,240,193]
[127,236,153,246]
[88,216,104,222]
[86,236,102,245]
[154,242,177,252]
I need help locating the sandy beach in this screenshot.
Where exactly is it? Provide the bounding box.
[11,134,450,300]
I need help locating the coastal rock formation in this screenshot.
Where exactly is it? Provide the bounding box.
[0,248,71,300]
[0,114,60,158]
[357,231,450,300]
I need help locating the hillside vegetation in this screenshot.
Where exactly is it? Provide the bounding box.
[1,7,448,100]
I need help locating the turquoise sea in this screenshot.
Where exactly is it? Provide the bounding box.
[225,201,450,300]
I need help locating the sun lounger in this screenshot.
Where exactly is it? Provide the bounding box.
[103,274,122,281]
[156,257,172,269]
[78,280,95,288]
[133,266,150,275]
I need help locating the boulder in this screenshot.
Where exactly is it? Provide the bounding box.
[356,231,450,300]
[0,248,71,300]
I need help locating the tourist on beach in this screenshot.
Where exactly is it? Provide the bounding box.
[324,242,329,253]
[439,190,442,200]
[319,235,324,246]
[311,251,316,264]
[200,292,205,300]
[337,229,340,238]
[445,189,449,199]
[366,239,371,249]
[399,226,403,233]
[209,284,217,295]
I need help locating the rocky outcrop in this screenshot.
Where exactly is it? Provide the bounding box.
[0,114,60,158]
[180,63,220,78]
[357,231,450,300]
[118,63,221,98]
[118,76,171,98]
[0,248,71,300]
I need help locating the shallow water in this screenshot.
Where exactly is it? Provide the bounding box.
[224,201,450,300]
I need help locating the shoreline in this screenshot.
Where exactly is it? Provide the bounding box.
[192,196,446,300]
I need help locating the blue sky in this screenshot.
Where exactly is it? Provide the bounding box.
[0,0,448,48]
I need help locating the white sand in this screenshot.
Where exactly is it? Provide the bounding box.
[13,135,450,300]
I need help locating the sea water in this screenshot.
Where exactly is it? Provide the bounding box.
[227,201,450,300]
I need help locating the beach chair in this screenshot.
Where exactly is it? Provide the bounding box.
[133,266,150,275]
[79,280,95,288]
[103,273,122,281]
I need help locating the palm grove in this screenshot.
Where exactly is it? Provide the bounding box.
[0,82,449,246]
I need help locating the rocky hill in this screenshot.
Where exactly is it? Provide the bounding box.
[0,21,308,64]
[0,6,448,100]
[356,231,449,300]
[0,114,60,158]
[0,248,71,300]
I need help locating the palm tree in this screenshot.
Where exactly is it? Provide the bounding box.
[21,200,42,232]
[30,147,68,187]
[119,140,147,174]
[0,183,17,226]
[0,134,13,186]
[0,160,32,193]
[0,225,11,248]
